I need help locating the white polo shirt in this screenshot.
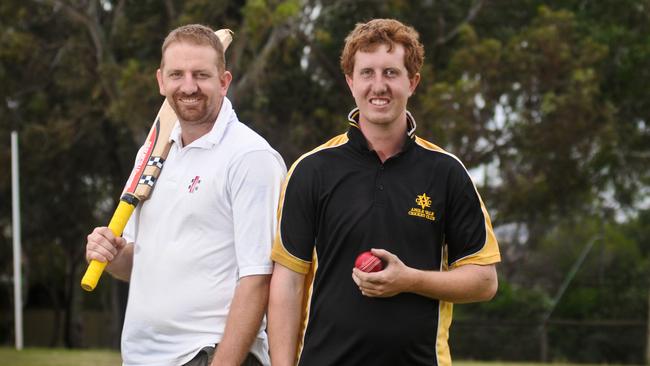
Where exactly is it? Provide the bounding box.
[120,97,286,366]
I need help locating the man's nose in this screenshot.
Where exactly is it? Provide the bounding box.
[370,76,388,94]
[180,74,198,94]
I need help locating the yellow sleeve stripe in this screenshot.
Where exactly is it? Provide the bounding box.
[414,137,501,268]
[451,192,501,268]
[271,133,349,274]
[296,249,318,362]
[271,241,311,274]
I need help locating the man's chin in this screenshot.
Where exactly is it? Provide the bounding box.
[177,110,208,123]
[363,113,394,126]
[180,117,210,125]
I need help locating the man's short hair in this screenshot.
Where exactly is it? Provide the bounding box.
[160,24,225,71]
[340,19,424,79]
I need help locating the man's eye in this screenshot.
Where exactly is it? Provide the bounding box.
[385,69,398,77]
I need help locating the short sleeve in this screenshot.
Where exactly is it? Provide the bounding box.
[444,163,500,268]
[271,158,318,274]
[229,149,287,278]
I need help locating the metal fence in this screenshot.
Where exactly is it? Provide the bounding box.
[451,318,648,364]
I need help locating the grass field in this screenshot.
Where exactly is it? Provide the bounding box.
[0,347,639,366]
[0,347,121,366]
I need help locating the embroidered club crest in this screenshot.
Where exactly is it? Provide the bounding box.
[408,193,436,221]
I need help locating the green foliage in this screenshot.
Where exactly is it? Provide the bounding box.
[273,0,300,23]
[239,0,299,40]
[452,280,551,361]
[178,0,230,26]
[420,6,619,246]
[459,280,551,320]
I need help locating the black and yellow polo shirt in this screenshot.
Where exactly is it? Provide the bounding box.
[271,108,500,366]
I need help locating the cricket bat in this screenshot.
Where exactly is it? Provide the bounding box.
[81,29,234,292]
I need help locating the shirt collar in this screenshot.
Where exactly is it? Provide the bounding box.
[170,96,235,149]
[346,107,417,152]
[347,107,417,137]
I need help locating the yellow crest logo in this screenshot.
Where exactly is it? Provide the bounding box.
[415,193,432,210]
[408,193,436,221]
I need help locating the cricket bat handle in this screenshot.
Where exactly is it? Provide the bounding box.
[81,196,138,291]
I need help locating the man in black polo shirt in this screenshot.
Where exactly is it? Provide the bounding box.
[268,18,501,366]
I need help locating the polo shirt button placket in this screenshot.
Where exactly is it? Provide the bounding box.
[375,163,386,205]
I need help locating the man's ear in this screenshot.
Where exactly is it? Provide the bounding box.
[409,73,421,96]
[220,70,233,96]
[156,69,165,96]
[345,74,354,94]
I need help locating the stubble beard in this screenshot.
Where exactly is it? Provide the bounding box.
[171,92,216,126]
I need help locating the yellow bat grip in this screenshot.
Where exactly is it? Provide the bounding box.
[81,199,136,291]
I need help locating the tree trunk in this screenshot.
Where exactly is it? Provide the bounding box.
[540,322,549,363]
[48,286,62,347]
[64,259,84,348]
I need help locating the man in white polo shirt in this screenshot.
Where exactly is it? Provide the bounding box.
[84,24,286,366]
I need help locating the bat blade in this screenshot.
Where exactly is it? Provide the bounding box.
[121,99,175,200]
[81,29,233,292]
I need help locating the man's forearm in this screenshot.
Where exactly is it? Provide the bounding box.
[409,263,498,303]
[268,264,305,366]
[211,274,270,366]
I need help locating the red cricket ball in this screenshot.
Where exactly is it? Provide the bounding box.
[355,251,383,272]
